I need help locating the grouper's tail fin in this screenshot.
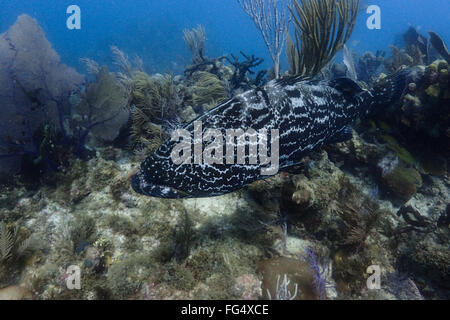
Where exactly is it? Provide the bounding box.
[368,66,424,115]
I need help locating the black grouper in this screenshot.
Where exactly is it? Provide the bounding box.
[132,69,415,198]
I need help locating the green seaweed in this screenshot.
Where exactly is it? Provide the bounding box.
[379,134,416,166]
[70,214,98,252]
[190,71,228,110]
[162,261,196,291]
[383,166,422,203]
[172,210,195,262]
[129,72,180,152]
[425,84,440,98]
[105,214,138,237]
[106,253,156,299]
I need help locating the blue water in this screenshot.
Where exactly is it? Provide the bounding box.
[1,0,449,73]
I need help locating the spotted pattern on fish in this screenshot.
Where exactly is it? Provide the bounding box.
[132,71,410,198]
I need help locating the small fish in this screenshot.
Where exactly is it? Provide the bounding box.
[132,69,413,198]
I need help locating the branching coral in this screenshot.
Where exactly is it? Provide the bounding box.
[267,274,298,300]
[82,47,184,154]
[111,45,135,78]
[225,51,266,91]
[80,58,101,76]
[110,46,145,92]
[237,0,290,78]
[131,73,180,122]
[287,0,360,76]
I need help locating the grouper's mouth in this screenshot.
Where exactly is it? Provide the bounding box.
[131,171,190,199]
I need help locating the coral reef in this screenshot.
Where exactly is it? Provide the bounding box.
[183,26,266,95]
[183,25,229,81]
[0,12,449,301]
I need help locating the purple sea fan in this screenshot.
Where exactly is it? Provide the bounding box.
[302,247,334,300]
[0,15,84,174]
[0,15,129,175]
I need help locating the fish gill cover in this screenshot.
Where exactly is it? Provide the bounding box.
[0,0,448,301]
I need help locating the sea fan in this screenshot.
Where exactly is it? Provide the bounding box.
[0,221,32,263]
[0,222,15,261]
[302,247,334,300]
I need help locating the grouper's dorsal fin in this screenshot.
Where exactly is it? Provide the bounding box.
[330,77,364,94]
[273,74,313,87]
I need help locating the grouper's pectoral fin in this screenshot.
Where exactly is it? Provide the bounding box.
[331,77,364,94]
[331,77,366,103]
[328,126,353,144]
